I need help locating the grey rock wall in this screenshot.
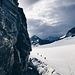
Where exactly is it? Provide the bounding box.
[0,0,31,75]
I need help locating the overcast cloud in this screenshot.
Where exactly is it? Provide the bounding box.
[18,0,75,38]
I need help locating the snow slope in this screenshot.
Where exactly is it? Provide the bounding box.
[30,36,75,75]
[38,36,75,48]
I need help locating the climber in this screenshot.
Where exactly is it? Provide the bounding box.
[37,53,39,55]
[44,57,46,59]
[40,55,42,57]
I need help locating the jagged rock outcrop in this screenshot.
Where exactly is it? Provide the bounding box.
[0,0,31,75]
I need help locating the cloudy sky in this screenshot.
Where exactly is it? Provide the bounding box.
[18,0,75,38]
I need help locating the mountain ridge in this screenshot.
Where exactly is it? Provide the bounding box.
[30,35,59,46]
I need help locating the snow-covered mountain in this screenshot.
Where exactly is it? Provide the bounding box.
[66,27,75,37]
[30,35,59,46]
[30,35,53,46]
[44,36,59,42]
[59,27,75,40]
[30,36,75,75]
[30,35,41,46]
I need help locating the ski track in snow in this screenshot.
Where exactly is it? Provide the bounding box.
[30,37,75,75]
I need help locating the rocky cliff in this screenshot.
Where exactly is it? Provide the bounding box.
[0,0,31,75]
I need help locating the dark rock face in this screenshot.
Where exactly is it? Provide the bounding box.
[66,27,75,37]
[0,0,31,75]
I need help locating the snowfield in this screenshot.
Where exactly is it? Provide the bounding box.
[30,37,75,75]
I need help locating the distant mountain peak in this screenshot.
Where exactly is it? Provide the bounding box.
[31,35,40,38]
[30,35,59,47]
[44,36,59,41]
[66,27,75,37]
